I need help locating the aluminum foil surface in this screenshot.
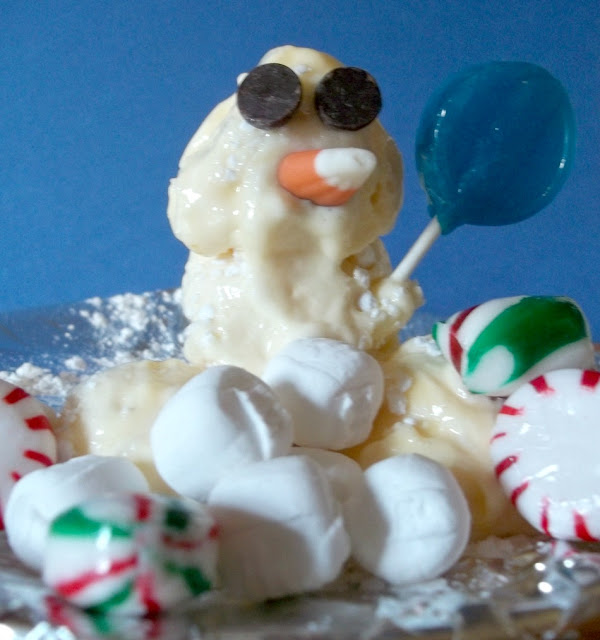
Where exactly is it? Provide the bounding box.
[0,290,599,640]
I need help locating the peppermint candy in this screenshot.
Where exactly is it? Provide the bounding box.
[43,493,219,615]
[44,594,186,639]
[432,296,594,396]
[0,380,57,524]
[490,369,600,541]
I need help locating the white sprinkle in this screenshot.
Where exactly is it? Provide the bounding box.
[353,267,371,289]
[358,291,378,312]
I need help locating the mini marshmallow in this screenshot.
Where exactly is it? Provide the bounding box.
[290,447,365,516]
[262,337,384,449]
[0,380,58,519]
[344,454,471,585]
[43,493,218,615]
[4,454,149,571]
[208,455,350,601]
[151,365,293,500]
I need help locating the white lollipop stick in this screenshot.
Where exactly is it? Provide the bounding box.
[389,217,441,282]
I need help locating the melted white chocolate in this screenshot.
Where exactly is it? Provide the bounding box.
[168,46,422,374]
[57,359,201,492]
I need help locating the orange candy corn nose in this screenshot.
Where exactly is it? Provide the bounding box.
[277,148,377,206]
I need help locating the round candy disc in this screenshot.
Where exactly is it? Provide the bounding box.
[237,63,302,129]
[491,369,600,541]
[315,67,381,131]
[0,380,57,522]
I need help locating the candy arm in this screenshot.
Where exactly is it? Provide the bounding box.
[370,274,425,347]
[387,217,441,283]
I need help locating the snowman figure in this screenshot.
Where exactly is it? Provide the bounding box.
[168,45,422,374]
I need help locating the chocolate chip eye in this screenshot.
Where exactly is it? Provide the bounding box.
[315,67,382,131]
[237,63,302,130]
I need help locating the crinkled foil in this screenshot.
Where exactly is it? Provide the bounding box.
[1,290,599,639]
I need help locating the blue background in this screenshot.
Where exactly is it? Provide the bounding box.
[2,1,599,336]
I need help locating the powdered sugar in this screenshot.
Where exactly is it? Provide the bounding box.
[0,363,80,400]
[0,289,186,408]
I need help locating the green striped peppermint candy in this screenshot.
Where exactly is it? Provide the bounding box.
[432,296,594,396]
[43,492,219,616]
[45,593,188,638]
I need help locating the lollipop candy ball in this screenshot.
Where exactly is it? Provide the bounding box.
[416,61,575,234]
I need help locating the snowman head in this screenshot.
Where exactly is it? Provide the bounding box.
[167,45,403,262]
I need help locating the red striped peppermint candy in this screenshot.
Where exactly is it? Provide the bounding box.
[490,368,600,541]
[0,380,57,524]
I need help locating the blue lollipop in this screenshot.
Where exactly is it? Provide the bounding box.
[392,61,575,281]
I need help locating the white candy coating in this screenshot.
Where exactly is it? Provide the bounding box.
[344,454,471,585]
[208,455,350,601]
[4,454,149,571]
[0,380,58,518]
[491,369,600,542]
[262,338,384,449]
[151,365,293,500]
